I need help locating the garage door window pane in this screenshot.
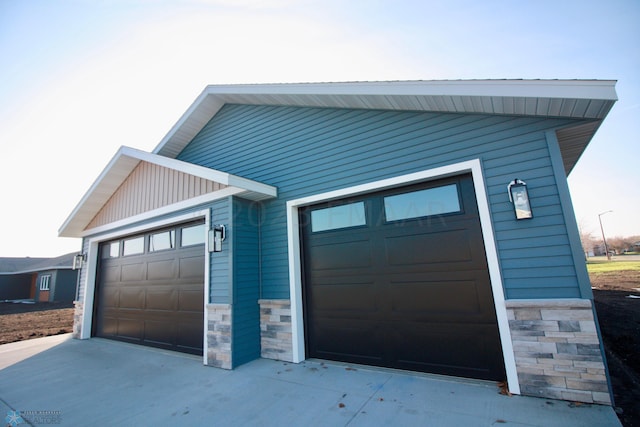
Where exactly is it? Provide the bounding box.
[102,241,120,258]
[150,230,175,252]
[123,236,144,256]
[311,202,366,232]
[181,224,205,247]
[384,184,461,222]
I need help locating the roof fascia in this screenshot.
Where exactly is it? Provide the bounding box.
[152,80,618,159]
[202,79,619,100]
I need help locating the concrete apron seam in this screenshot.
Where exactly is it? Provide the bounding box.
[345,373,394,426]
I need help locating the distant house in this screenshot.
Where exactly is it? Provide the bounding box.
[60,80,617,405]
[0,253,79,302]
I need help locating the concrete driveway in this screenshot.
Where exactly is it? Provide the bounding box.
[0,335,621,426]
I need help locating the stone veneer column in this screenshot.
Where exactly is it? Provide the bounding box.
[506,299,611,405]
[72,301,83,339]
[206,304,232,369]
[259,299,293,362]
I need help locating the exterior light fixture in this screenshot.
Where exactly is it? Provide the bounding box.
[209,224,226,252]
[508,178,532,220]
[72,253,86,270]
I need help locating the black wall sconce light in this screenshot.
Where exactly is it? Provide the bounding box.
[72,253,86,270]
[209,224,226,252]
[508,178,533,220]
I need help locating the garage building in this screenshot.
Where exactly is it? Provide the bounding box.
[59,80,617,405]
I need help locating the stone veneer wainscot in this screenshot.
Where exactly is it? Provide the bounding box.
[506,299,611,405]
[259,299,293,362]
[72,301,83,339]
[206,304,232,369]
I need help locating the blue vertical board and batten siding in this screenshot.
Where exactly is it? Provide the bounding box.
[177,104,593,300]
[230,197,261,366]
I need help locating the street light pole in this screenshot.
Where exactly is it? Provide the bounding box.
[598,210,613,260]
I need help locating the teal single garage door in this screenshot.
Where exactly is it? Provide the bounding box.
[94,221,205,355]
[300,174,506,381]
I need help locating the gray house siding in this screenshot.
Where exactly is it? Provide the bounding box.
[0,274,32,300]
[78,238,90,302]
[177,104,589,300]
[231,197,261,366]
[53,269,78,302]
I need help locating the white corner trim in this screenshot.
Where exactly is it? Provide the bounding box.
[286,159,520,394]
[286,202,305,363]
[77,209,211,364]
[203,210,212,366]
[469,163,520,395]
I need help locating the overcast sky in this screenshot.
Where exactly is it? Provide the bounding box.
[1,0,638,257]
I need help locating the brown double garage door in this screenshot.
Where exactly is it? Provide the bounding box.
[301,174,506,381]
[93,221,205,355]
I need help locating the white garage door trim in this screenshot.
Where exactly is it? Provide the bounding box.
[78,209,211,366]
[286,158,519,394]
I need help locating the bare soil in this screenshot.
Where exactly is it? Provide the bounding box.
[0,301,74,345]
[591,269,640,427]
[0,272,637,425]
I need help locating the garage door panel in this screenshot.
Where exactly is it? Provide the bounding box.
[146,288,178,311]
[117,318,144,341]
[309,240,372,271]
[388,280,482,316]
[121,262,146,282]
[180,256,205,279]
[179,288,204,312]
[384,229,472,266]
[302,174,506,381]
[309,281,377,312]
[95,221,204,355]
[119,287,145,309]
[145,320,177,347]
[98,316,118,336]
[100,288,120,308]
[102,265,121,283]
[310,320,384,363]
[177,321,204,353]
[391,323,501,378]
[147,258,178,280]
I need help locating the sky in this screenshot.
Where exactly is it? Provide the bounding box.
[0,0,638,257]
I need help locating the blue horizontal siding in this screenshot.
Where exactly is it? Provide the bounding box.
[210,198,231,304]
[231,197,261,367]
[177,104,586,299]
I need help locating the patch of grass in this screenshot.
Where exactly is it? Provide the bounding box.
[587,261,640,274]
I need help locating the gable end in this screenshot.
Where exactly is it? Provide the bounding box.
[86,160,227,230]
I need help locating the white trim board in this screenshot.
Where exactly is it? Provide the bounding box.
[78,209,211,366]
[286,159,520,394]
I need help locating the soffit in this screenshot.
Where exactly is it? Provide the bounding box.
[153,80,618,172]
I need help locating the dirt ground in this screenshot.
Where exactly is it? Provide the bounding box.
[0,301,73,345]
[591,269,640,427]
[0,271,638,425]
